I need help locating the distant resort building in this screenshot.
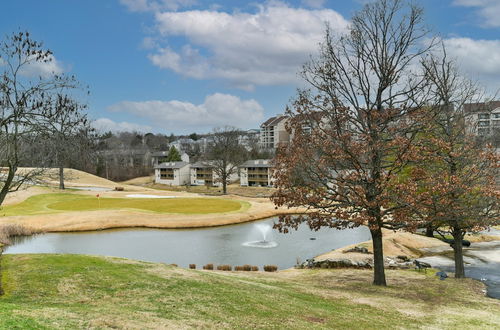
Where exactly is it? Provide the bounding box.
[154,161,190,186]
[190,162,216,186]
[464,101,500,137]
[190,161,240,187]
[239,159,274,187]
[259,115,290,150]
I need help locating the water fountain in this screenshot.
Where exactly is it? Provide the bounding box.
[242,223,278,248]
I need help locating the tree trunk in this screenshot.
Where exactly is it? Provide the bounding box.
[0,165,16,207]
[425,225,434,237]
[59,166,65,190]
[452,229,465,278]
[370,227,387,286]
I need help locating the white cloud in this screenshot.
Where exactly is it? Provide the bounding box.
[120,0,196,12]
[149,3,349,89]
[92,118,153,133]
[444,38,500,91]
[107,93,264,131]
[1,54,64,78]
[453,0,500,28]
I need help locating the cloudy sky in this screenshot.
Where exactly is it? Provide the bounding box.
[2,0,499,134]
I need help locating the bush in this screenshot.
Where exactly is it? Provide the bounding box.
[251,266,259,271]
[242,264,252,271]
[216,265,232,271]
[115,186,124,191]
[189,264,196,269]
[234,266,242,271]
[203,263,214,270]
[263,265,278,272]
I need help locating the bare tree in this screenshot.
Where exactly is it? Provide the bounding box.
[205,127,247,194]
[0,31,79,206]
[40,93,92,189]
[271,0,435,286]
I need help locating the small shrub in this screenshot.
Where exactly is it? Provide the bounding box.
[242,264,252,271]
[115,186,124,191]
[234,266,242,271]
[170,264,178,267]
[203,263,214,270]
[216,265,232,271]
[264,265,278,272]
[189,264,196,269]
[251,266,259,271]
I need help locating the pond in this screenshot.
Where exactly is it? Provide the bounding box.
[4,217,371,270]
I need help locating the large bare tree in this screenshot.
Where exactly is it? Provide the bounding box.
[271,0,435,286]
[0,31,79,205]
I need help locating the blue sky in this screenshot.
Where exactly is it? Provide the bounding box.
[2,0,499,134]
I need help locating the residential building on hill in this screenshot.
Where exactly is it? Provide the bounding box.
[464,101,500,136]
[259,115,290,150]
[190,161,239,187]
[239,159,274,187]
[154,161,190,186]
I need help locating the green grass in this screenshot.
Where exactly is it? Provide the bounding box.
[0,193,248,216]
[0,254,499,329]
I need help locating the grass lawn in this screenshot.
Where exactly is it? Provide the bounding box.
[0,193,248,216]
[0,254,499,329]
[125,177,276,198]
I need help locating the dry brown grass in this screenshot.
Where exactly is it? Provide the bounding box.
[0,224,40,245]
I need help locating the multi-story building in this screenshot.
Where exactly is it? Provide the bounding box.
[464,101,500,136]
[190,161,240,186]
[190,162,216,186]
[154,161,190,186]
[239,159,274,187]
[259,115,290,150]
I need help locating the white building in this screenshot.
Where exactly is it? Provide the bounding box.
[259,115,290,150]
[154,161,190,186]
[239,159,274,187]
[464,101,500,136]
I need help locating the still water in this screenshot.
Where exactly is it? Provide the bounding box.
[4,217,371,269]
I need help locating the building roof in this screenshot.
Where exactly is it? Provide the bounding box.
[260,115,288,128]
[191,161,216,168]
[155,161,189,169]
[239,159,273,168]
[463,101,500,114]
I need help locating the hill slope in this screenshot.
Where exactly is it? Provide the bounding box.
[0,254,499,329]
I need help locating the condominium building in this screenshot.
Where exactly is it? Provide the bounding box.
[259,115,290,150]
[464,101,500,136]
[154,161,190,186]
[239,159,274,187]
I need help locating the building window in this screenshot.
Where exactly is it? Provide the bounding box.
[478,113,490,120]
[478,127,490,135]
[478,121,490,127]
